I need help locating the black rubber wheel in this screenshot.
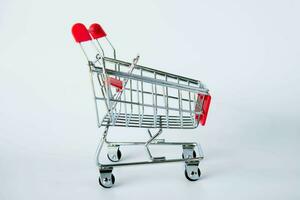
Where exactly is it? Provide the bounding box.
[193,150,197,158]
[98,174,115,188]
[182,150,197,159]
[107,149,122,162]
[185,168,201,181]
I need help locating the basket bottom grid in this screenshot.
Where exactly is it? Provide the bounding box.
[101,113,198,129]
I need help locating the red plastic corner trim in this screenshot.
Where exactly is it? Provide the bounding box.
[71,23,92,43]
[195,94,211,126]
[200,94,211,126]
[89,23,107,39]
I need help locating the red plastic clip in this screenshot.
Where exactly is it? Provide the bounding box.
[195,94,211,126]
[107,77,123,92]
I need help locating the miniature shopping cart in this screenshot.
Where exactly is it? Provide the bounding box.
[71,22,211,188]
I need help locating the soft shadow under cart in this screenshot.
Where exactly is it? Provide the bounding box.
[71,22,211,188]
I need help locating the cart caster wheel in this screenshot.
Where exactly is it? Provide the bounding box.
[107,147,122,162]
[98,173,115,188]
[185,167,201,181]
[182,150,197,159]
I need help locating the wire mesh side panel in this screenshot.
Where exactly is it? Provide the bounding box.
[91,57,209,129]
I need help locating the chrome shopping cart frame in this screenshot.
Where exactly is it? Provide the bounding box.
[71,23,211,188]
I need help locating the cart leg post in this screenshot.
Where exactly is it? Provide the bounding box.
[96,126,117,188]
[96,125,109,167]
[145,128,166,161]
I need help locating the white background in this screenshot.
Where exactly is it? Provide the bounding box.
[1,0,300,199]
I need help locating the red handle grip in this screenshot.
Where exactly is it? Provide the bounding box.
[71,23,92,43]
[89,23,107,39]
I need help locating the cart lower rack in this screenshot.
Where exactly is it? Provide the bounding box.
[72,22,211,188]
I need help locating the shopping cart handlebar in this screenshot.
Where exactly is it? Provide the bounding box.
[92,67,209,94]
[89,23,107,39]
[72,23,92,43]
[103,57,201,86]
